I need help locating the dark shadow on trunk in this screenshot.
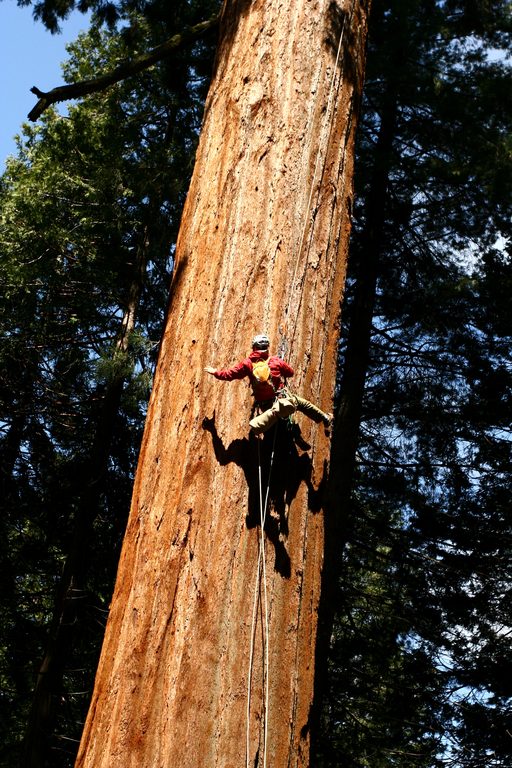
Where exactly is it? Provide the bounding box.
[203,413,327,579]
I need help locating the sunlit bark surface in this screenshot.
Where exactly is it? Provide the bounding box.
[76,0,370,765]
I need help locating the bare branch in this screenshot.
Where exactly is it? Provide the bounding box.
[28,13,220,122]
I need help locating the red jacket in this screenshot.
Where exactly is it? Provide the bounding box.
[214,350,294,403]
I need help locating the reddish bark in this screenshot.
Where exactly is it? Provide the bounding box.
[76,0,370,766]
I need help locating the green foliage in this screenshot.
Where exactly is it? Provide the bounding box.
[2,0,511,766]
[0,7,216,765]
[314,0,512,766]
[15,0,221,34]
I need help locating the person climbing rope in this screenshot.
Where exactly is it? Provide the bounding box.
[205,334,332,435]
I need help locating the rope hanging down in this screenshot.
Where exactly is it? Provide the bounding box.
[246,426,278,768]
[245,3,356,764]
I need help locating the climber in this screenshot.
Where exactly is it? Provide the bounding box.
[204,334,332,435]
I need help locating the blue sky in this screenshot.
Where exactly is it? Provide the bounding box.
[0,2,91,169]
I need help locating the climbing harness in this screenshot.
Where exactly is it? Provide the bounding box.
[246,424,278,768]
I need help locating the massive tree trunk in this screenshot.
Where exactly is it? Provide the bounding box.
[76,1,370,766]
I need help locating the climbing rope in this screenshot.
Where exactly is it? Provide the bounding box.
[245,4,358,763]
[246,425,278,768]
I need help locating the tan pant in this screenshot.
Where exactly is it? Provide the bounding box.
[249,391,330,434]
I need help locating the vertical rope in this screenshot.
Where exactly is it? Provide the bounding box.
[246,427,278,768]
[246,3,359,763]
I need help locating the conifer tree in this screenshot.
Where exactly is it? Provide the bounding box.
[313,1,512,765]
[0,13,214,764]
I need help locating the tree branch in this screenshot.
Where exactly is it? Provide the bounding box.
[28,13,220,122]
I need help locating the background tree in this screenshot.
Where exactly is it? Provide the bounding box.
[313,0,512,765]
[0,8,216,765]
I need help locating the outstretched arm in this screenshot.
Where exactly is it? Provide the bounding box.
[205,359,251,380]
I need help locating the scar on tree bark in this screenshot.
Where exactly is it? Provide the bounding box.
[28,13,220,122]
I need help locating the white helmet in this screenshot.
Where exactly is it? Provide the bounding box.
[252,333,270,350]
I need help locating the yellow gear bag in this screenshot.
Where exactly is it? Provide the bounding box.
[252,359,272,383]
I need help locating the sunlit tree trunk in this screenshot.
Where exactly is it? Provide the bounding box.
[76,0,370,766]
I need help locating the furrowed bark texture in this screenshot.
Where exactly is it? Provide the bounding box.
[76,0,369,766]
